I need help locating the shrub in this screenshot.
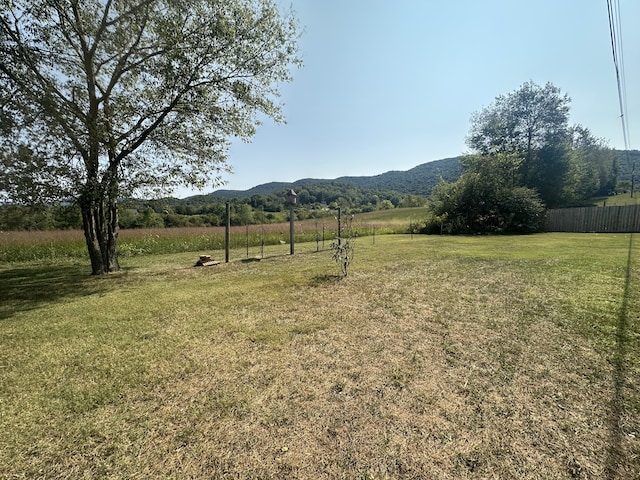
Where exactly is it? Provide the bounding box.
[425,176,546,234]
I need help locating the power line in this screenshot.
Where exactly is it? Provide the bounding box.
[606,0,630,149]
[606,0,634,196]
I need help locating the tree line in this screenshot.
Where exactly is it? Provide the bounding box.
[0,183,428,230]
[0,78,628,238]
[424,81,621,234]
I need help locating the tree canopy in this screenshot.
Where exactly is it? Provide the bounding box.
[465,81,617,208]
[467,81,570,158]
[427,81,618,234]
[0,0,301,273]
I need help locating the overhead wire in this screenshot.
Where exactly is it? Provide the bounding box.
[606,0,631,149]
[606,0,634,195]
[615,2,629,134]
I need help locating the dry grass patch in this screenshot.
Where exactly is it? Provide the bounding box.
[1,234,639,479]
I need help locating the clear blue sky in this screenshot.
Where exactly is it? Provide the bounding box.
[180,0,639,197]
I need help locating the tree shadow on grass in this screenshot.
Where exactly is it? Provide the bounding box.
[0,264,118,320]
[310,273,344,286]
[605,233,636,479]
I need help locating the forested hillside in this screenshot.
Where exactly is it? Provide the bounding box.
[1,152,636,231]
[209,157,461,198]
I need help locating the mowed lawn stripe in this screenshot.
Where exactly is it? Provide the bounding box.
[1,233,638,478]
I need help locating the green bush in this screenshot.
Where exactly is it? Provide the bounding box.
[424,175,546,234]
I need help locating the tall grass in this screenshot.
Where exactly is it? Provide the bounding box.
[0,230,87,262]
[0,217,408,263]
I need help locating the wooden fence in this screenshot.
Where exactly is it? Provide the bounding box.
[546,204,640,233]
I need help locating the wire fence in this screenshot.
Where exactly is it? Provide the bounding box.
[0,219,404,263]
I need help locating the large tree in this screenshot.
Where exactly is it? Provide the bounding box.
[467,81,570,157]
[466,81,571,206]
[466,81,616,207]
[0,0,300,274]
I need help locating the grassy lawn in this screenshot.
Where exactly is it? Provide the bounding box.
[1,233,639,479]
[593,192,640,207]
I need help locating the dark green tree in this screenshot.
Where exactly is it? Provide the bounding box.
[468,82,569,155]
[566,125,618,198]
[467,81,571,206]
[466,81,617,207]
[427,153,545,234]
[0,0,300,274]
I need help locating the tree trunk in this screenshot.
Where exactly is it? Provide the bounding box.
[80,185,120,275]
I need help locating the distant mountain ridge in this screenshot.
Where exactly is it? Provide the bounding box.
[205,157,462,199]
[182,150,638,201]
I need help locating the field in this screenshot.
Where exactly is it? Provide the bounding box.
[0,211,409,264]
[1,232,639,479]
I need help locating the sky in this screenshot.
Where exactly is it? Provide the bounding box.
[178,0,639,197]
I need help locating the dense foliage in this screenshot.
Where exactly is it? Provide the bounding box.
[616,150,639,194]
[424,154,546,234]
[466,82,617,207]
[2,148,636,231]
[425,82,621,234]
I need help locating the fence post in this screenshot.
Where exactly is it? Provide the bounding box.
[289,204,295,255]
[337,207,342,246]
[225,202,230,263]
